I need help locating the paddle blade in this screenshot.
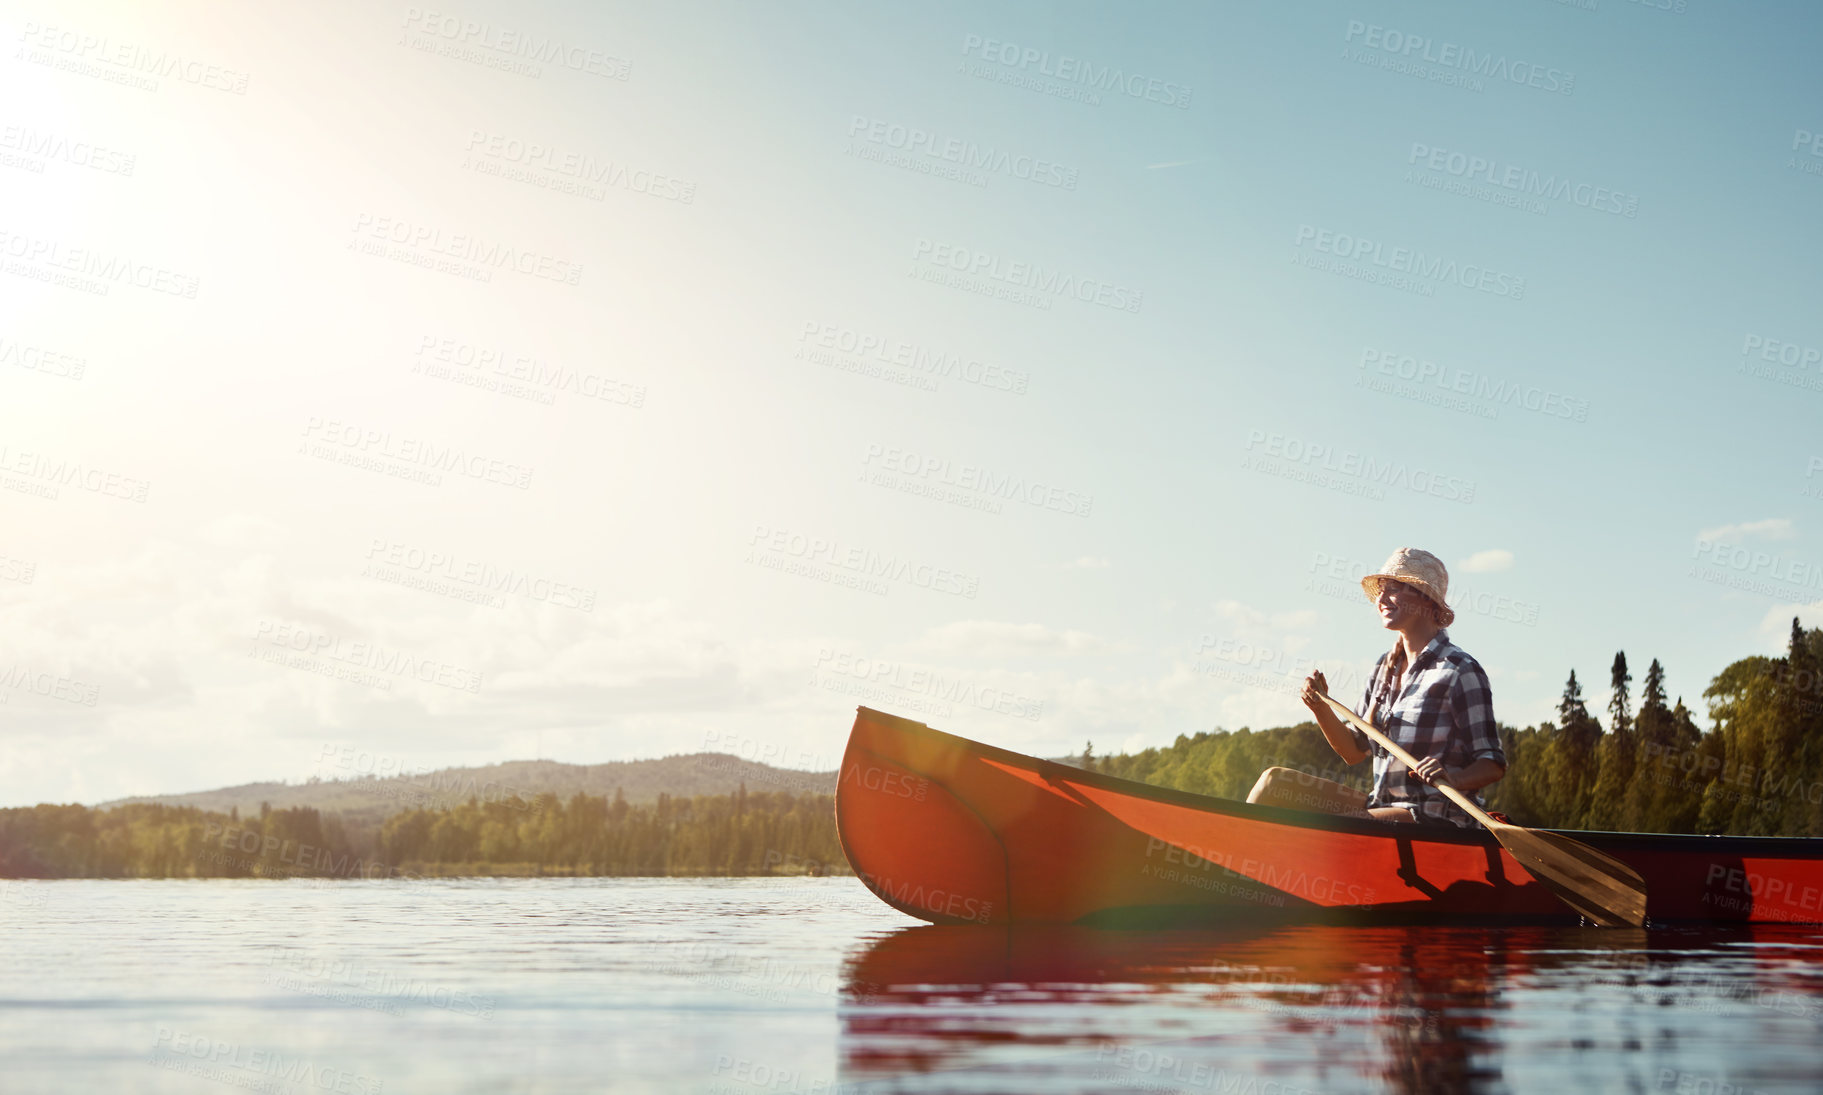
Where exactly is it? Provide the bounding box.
[1493,825,1648,927]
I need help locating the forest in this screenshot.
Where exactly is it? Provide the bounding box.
[0,789,846,879]
[1086,619,1823,837]
[2,620,1818,878]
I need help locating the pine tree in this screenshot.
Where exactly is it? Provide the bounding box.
[1559,670,1589,726]
[1642,658,1667,713]
[1609,652,1633,740]
[1585,653,1637,830]
[1554,671,1600,825]
[1623,659,1672,831]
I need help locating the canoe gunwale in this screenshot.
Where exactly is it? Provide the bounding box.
[847,706,1823,860]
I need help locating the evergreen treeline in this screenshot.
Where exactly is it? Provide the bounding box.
[1085,620,1823,836]
[377,788,848,876]
[0,801,361,878]
[0,788,846,879]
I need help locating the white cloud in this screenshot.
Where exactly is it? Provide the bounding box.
[1758,600,1823,648]
[0,530,783,803]
[1460,549,1514,573]
[1697,518,1795,543]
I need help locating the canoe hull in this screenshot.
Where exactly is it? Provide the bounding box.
[834,707,1823,926]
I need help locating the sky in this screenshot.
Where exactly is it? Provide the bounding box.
[2,0,1821,807]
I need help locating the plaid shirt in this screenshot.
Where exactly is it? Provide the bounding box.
[1348,630,1505,827]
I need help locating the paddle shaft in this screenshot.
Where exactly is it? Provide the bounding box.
[1311,688,1649,927]
[1312,689,1500,828]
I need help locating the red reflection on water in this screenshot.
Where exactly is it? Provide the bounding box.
[839,924,1823,1094]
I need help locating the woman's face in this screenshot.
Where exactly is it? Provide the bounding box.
[1374,579,1434,631]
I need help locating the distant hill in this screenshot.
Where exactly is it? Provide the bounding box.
[98,754,838,837]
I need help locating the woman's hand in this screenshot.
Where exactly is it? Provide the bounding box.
[1411,756,1452,786]
[1300,670,1329,716]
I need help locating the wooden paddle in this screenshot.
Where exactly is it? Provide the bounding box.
[1312,689,1648,927]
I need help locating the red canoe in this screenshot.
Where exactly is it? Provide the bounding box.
[834,707,1823,926]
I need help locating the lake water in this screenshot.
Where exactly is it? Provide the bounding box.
[5,878,1823,1094]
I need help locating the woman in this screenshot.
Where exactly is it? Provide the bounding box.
[1246,547,1505,826]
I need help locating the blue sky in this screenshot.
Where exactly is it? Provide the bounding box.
[2,0,1820,804]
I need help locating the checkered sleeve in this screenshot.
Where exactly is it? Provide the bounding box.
[1450,659,1505,767]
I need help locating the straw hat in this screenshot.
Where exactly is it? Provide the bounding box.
[1360,547,1455,626]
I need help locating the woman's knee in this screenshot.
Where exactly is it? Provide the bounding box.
[1246,767,1293,803]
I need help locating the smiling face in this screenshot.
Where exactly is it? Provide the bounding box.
[1373,578,1438,631]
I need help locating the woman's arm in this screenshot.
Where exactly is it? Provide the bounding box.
[1302,670,1367,765]
[1411,755,1504,792]
[1406,665,1507,792]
